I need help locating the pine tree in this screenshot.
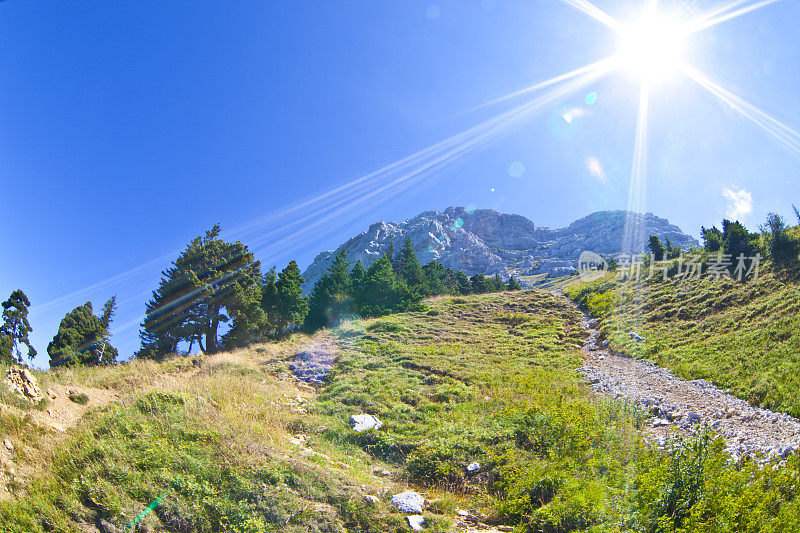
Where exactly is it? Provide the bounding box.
[0,290,36,363]
[396,238,425,293]
[470,274,490,294]
[99,295,117,331]
[350,260,366,290]
[305,251,351,331]
[274,260,308,335]
[356,255,406,316]
[722,219,759,273]
[648,235,666,261]
[138,225,262,358]
[456,271,472,295]
[794,204,800,225]
[222,279,266,350]
[762,213,798,270]
[260,267,280,338]
[507,276,522,290]
[97,295,118,364]
[493,274,504,291]
[48,301,117,368]
[701,226,723,252]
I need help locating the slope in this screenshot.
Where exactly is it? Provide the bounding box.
[0,290,798,532]
[565,271,800,417]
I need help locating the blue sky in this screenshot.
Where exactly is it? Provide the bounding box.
[1,0,799,367]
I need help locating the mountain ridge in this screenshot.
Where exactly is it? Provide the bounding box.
[301,206,698,291]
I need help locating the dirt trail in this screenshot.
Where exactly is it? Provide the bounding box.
[556,292,800,462]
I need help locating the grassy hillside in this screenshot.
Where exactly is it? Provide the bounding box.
[565,270,800,418]
[1,290,799,532]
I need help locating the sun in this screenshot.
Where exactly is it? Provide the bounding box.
[616,11,688,85]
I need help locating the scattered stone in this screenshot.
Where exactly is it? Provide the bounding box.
[407,515,426,531]
[351,414,383,432]
[578,308,800,464]
[466,461,481,473]
[363,495,380,505]
[3,439,12,451]
[288,434,308,446]
[290,343,336,384]
[628,332,645,342]
[391,491,425,513]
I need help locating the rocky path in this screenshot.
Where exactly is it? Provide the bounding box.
[566,297,800,463]
[289,335,338,385]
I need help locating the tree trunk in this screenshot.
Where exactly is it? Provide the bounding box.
[207,304,220,353]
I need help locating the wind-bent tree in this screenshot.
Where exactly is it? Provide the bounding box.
[0,290,37,363]
[48,301,118,368]
[137,225,262,358]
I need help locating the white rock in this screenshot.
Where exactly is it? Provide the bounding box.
[391,491,425,513]
[407,515,426,531]
[3,439,12,451]
[363,495,380,505]
[351,414,383,432]
[466,461,481,473]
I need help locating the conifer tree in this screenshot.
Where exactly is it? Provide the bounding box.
[722,219,759,273]
[493,274,504,291]
[305,251,351,331]
[507,276,522,291]
[0,290,36,363]
[99,295,117,331]
[138,225,262,358]
[701,226,723,252]
[396,238,425,290]
[350,260,366,290]
[456,271,472,295]
[356,255,407,316]
[48,301,117,368]
[648,235,666,261]
[274,260,308,335]
[470,274,490,294]
[260,267,280,338]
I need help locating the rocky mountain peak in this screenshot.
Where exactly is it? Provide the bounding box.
[301,207,698,292]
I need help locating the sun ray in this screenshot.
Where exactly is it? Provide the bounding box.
[103,65,615,348]
[559,0,623,31]
[619,83,650,358]
[680,62,800,155]
[466,57,617,112]
[622,83,651,257]
[687,0,783,33]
